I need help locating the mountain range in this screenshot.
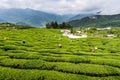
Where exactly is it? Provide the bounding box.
[68,14,94,21]
[1,8,120,28]
[0,8,93,27]
[68,14,120,27]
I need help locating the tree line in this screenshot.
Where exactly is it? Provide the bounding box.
[46,21,72,29]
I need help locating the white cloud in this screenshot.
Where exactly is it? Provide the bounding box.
[0,0,120,15]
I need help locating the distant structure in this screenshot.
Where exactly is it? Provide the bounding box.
[89,16,97,19]
[96,27,111,31]
[107,34,117,38]
[86,27,91,30]
[76,31,81,34]
[61,29,71,35]
[61,29,87,39]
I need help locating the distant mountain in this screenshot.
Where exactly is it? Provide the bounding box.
[68,14,94,21]
[68,14,120,27]
[0,18,5,23]
[0,8,72,27]
[0,8,95,27]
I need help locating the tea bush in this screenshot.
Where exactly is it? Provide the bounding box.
[0,28,120,80]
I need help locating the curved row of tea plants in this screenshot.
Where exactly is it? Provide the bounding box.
[0,28,120,80]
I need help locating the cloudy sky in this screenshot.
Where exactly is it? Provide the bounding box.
[0,0,120,15]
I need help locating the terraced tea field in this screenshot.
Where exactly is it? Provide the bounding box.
[0,28,120,80]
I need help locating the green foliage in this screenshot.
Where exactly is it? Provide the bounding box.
[68,14,120,27]
[1,45,18,51]
[109,28,119,34]
[46,21,72,29]
[0,28,120,80]
[0,22,34,30]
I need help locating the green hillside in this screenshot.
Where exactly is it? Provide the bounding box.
[68,14,120,27]
[0,23,34,29]
[0,28,120,80]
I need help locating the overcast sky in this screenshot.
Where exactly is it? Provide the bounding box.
[0,0,120,15]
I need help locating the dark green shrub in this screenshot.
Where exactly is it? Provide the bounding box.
[1,45,17,51]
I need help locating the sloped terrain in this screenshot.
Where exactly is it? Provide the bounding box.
[0,29,120,80]
[68,14,120,27]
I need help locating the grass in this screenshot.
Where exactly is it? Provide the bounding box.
[0,28,120,80]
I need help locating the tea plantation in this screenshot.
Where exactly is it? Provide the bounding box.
[0,28,120,80]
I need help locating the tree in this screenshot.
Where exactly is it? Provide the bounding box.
[46,23,51,29]
[46,21,72,29]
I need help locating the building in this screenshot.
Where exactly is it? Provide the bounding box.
[96,27,111,30]
[107,34,117,38]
